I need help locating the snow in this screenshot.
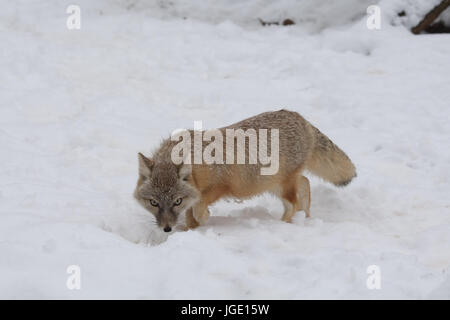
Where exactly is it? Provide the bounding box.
[1,0,449,299]
[128,0,375,32]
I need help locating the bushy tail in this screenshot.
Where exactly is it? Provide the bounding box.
[305,126,356,187]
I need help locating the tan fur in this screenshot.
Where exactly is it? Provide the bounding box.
[134,109,356,231]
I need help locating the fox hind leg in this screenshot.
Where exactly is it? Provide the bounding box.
[280,174,310,223]
[281,199,296,223]
[280,180,300,223]
[297,175,311,218]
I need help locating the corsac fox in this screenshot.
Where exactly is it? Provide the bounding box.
[134,109,356,232]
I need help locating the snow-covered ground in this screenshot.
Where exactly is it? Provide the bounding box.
[1,1,449,299]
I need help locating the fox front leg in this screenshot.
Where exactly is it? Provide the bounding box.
[192,201,210,225]
[185,208,199,230]
[184,203,210,230]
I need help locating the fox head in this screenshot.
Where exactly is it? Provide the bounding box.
[134,152,199,232]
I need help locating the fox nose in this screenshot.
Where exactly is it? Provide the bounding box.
[163,226,172,233]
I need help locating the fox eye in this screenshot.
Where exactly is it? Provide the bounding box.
[173,198,182,206]
[149,199,159,207]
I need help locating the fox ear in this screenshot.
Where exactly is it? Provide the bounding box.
[138,152,154,177]
[178,164,192,181]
